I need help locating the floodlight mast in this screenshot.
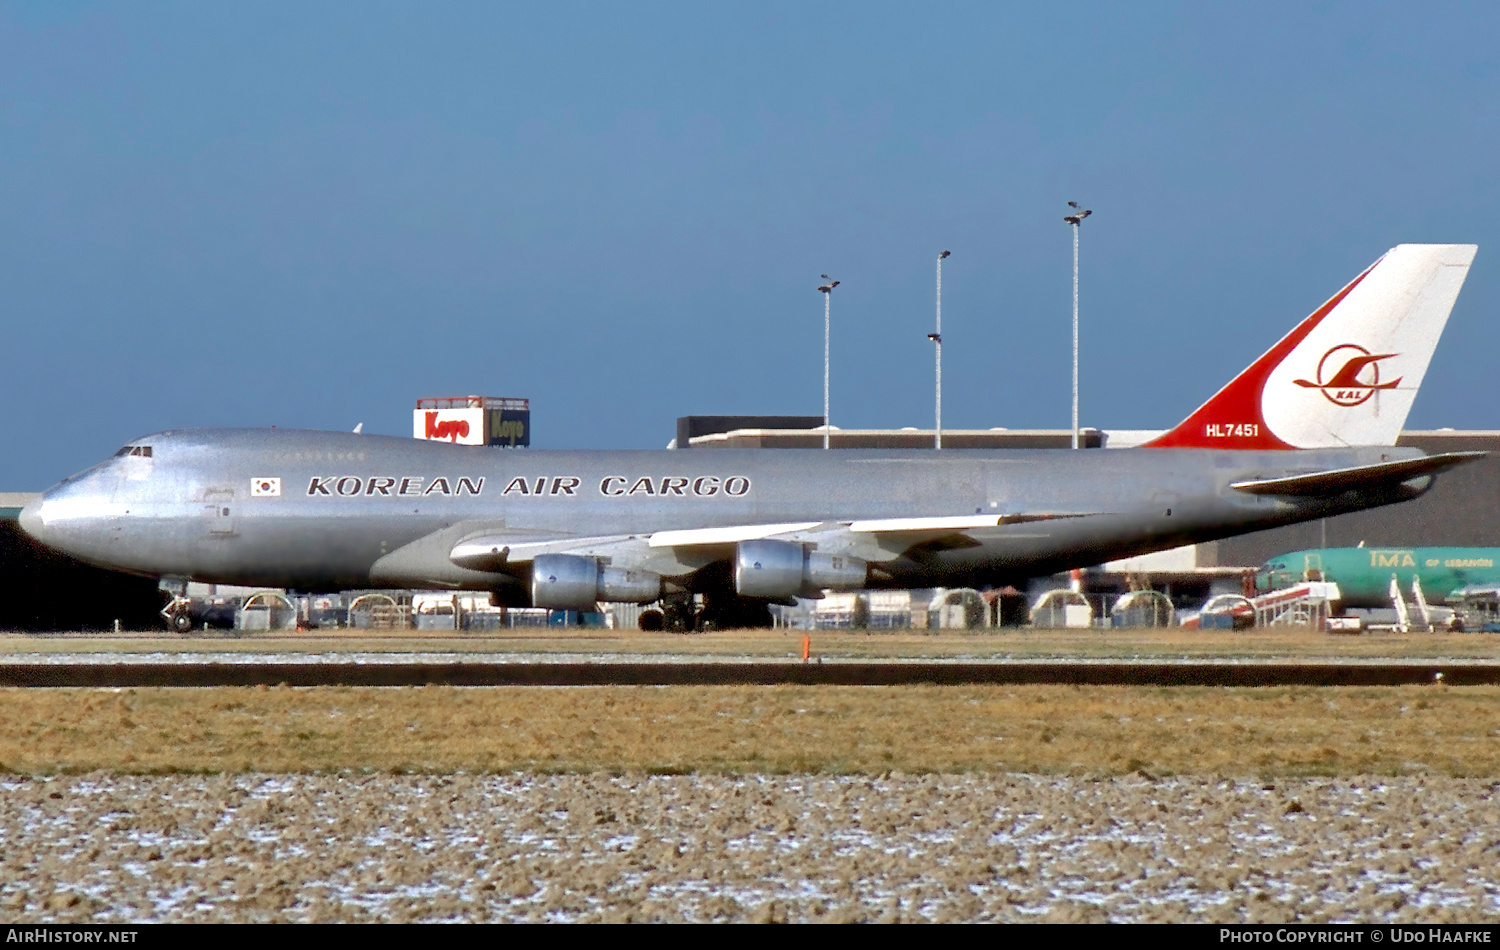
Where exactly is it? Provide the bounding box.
[1063,202,1092,449]
[818,277,840,449]
[932,251,951,449]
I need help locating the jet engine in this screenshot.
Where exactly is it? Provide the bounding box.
[530,554,663,611]
[734,539,867,599]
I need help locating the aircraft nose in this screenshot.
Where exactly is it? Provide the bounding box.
[18,495,46,544]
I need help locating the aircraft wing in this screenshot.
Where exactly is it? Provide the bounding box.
[449,512,1096,576]
[1229,451,1484,497]
[450,532,672,573]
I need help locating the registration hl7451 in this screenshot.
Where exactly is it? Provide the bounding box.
[1205,423,1259,438]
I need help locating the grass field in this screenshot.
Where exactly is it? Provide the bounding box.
[5,629,1497,777]
[3,683,1498,777]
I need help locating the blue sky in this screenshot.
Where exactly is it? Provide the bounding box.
[3,2,1497,487]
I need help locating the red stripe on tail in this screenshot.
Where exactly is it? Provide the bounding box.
[1141,260,1379,450]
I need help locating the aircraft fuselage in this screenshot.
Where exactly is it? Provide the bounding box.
[21,428,1432,594]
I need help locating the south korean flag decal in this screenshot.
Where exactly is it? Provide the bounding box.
[251,477,282,498]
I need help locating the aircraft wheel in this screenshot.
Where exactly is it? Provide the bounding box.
[169,611,195,634]
[638,609,664,632]
[663,602,697,633]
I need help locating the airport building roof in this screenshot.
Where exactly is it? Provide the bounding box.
[683,427,1107,450]
[0,493,37,518]
[415,396,528,410]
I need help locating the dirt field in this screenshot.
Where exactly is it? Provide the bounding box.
[4,772,1497,923]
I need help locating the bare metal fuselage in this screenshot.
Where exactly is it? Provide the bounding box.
[20,428,1434,595]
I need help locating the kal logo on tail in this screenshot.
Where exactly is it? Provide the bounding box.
[1292,344,1401,407]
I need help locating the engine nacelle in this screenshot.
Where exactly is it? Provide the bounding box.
[734,539,803,598]
[599,565,663,603]
[531,554,662,610]
[806,549,868,590]
[734,539,867,599]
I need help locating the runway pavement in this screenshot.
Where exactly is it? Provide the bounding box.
[3,654,1499,687]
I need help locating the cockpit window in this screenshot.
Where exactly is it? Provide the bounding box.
[115,445,153,458]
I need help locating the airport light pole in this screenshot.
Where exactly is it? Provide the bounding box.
[929,251,950,450]
[1063,202,1092,449]
[818,276,840,449]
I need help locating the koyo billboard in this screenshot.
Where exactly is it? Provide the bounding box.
[413,397,530,447]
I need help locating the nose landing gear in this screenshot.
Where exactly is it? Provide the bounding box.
[159,580,196,634]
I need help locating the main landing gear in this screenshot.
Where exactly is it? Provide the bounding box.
[645,592,775,632]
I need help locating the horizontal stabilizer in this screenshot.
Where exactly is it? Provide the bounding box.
[1229,452,1484,496]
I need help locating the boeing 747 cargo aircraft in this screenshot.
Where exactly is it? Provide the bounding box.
[20,244,1482,629]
